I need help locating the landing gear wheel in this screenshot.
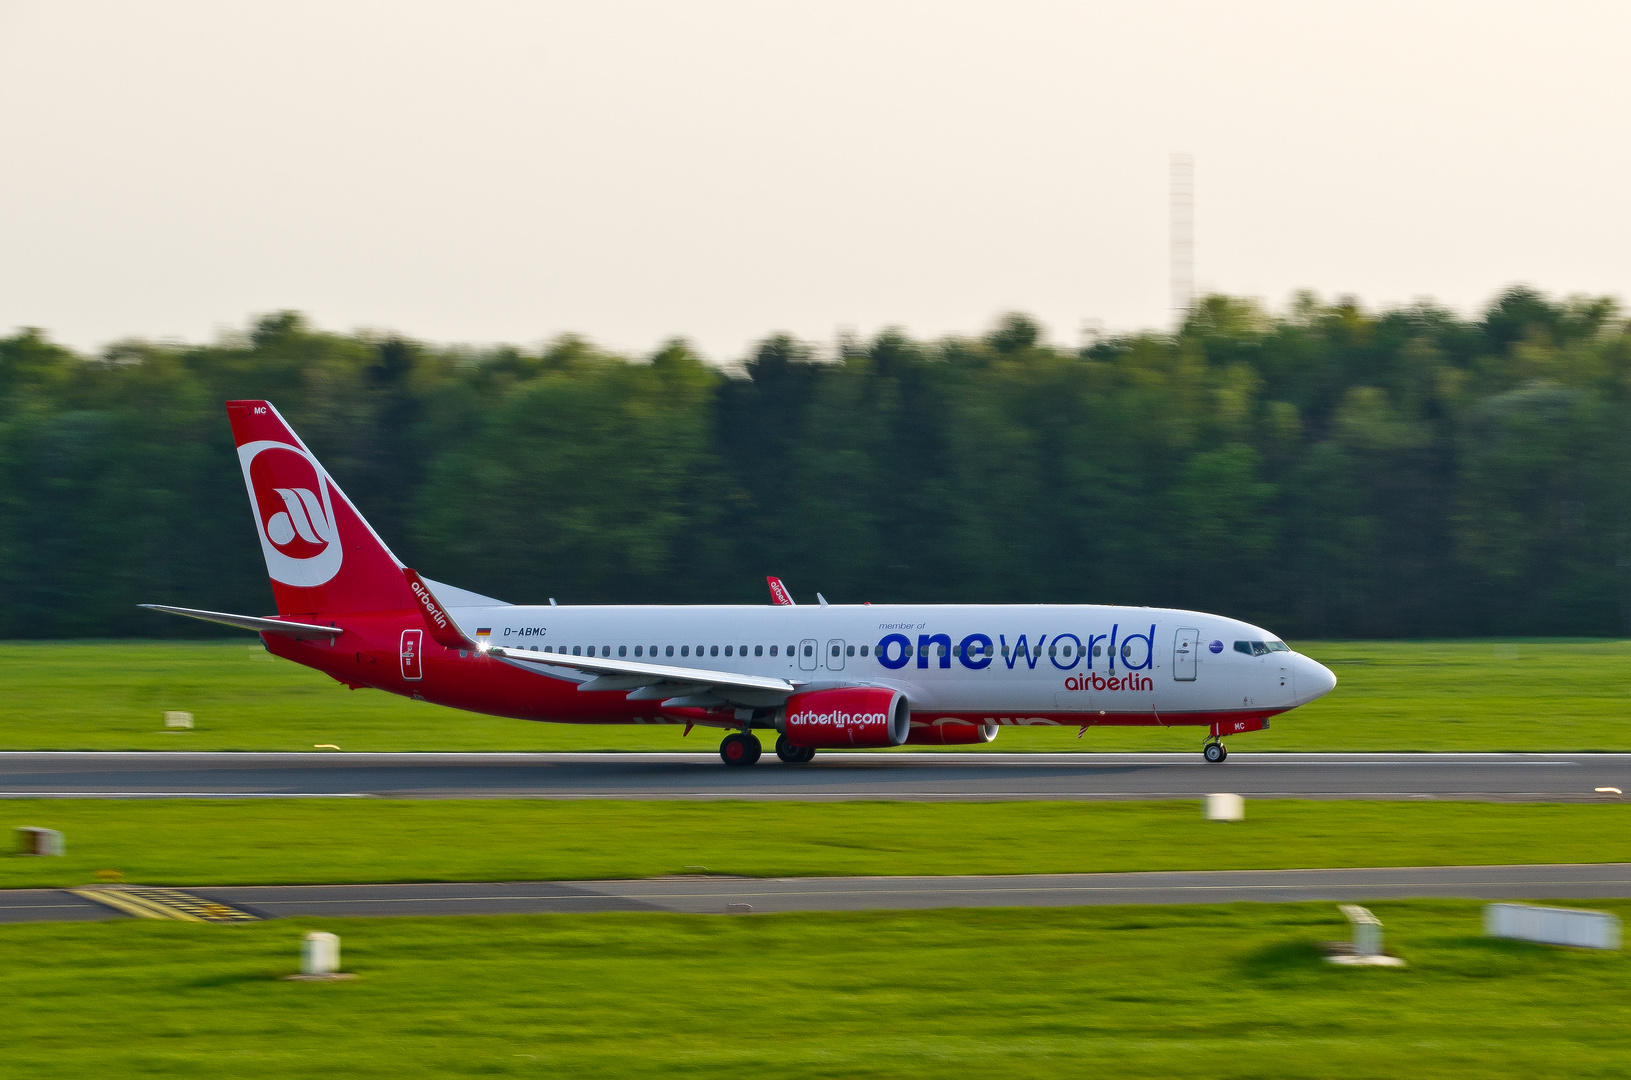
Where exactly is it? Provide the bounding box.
[721,732,762,766]
[1204,742,1227,764]
[775,734,815,764]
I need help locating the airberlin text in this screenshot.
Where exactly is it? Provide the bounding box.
[789,709,888,728]
[1064,672,1153,693]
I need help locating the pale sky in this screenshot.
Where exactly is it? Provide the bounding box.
[3,1,1628,359]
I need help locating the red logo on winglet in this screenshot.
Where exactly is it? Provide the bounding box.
[404,568,470,650]
[767,576,794,606]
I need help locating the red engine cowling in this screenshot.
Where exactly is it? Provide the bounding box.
[782,687,910,749]
[904,720,999,746]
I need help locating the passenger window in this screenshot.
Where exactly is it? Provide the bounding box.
[681,645,690,657]
[572,646,582,656]
[1093,645,1102,657]
[650,645,657,655]
[710,645,719,657]
[725,646,733,657]
[860,645,869,656]
[738,644,746,655]
[633,646,642,657]
[846,645,855,656]
[619,645,627,657]
[755,645,763,657]
[1121,644,1131,659]
[1234,641,1252,655]
[666,645,674,657]
[803,645,812,657]
[769,645,778,656]
[937,645,946,657]
[602,646,611,657]
[905,645,914,657]
[530,646,538,652]
[831,644,840,657]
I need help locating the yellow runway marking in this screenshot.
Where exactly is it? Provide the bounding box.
[70,886,259,923]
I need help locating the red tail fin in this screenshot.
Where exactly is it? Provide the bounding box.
[767,576,796,606]
[227,400,413,617]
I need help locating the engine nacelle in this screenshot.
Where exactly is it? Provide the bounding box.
[782,687,910,749]
[904,720,999,746]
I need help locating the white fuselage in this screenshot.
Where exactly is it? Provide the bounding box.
[450,602,1336,723]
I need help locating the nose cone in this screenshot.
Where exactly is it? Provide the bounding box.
[1293,653,1337,704]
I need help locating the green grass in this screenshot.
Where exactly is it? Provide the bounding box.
[4,799,1630,889]
[3,638,1630,752]
[4,902,1631,1078]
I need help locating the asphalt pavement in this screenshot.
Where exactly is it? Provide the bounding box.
[0,751,1628,801]
[6,864,1631,923]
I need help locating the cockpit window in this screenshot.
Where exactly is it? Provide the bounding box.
[1265,640,1290,652]
[1235,640,1280,656]
[1233,641,1252,655]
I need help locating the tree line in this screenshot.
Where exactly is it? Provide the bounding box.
[2,288,1628,639]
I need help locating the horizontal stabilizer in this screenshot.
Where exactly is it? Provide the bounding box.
[139,604,341,639]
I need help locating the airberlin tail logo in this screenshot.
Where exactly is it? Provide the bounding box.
[238,440,343,587]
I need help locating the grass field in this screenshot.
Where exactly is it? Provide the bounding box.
[2,638,1629,753]
[5,902,1631,1078]
[3,799,1629,889]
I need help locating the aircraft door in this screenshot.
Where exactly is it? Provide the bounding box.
[827,639,846,671]
[1173,627,1198,681]
[400,628,424,681]
[799,638,819,671]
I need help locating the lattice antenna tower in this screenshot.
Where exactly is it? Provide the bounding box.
[1170,153,1194,328]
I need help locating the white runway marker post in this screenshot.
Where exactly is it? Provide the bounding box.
[1204,793,1243,821]
[1485,904,1621,950]
[15,827,64,856]
[1326,905,1406,966]
[164,711,193,729]
[280,932,357,981]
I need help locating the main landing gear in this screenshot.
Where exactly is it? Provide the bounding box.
[720,732,817,766]
[775,734,816,764]
[720,732,762,766]
[1203,741,1229,764]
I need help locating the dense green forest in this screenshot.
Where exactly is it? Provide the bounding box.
[2,288,1627,639]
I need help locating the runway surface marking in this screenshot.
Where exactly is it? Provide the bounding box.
[6,864,1631,923]
[0,752,1626,802]
[69,886,260,923]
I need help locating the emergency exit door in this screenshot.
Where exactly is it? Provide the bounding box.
[1173,627,1199,681]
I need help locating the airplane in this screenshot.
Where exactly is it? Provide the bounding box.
[143,400,1337,766]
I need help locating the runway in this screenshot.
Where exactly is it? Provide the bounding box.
[0,751,1628,801]
[6,864,1631,923]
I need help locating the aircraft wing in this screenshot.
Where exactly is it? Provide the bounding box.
[139,604,341,640]
[487,645,802,708]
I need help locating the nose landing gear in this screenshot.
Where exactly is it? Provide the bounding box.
[1203,741,1228,764]
[720,732,762,766]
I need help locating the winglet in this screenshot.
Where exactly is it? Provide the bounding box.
[404,568,472,649]
[767,576,796,606]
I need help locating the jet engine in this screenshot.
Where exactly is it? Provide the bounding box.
[904,720,999,745]
[781,687,910,749]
